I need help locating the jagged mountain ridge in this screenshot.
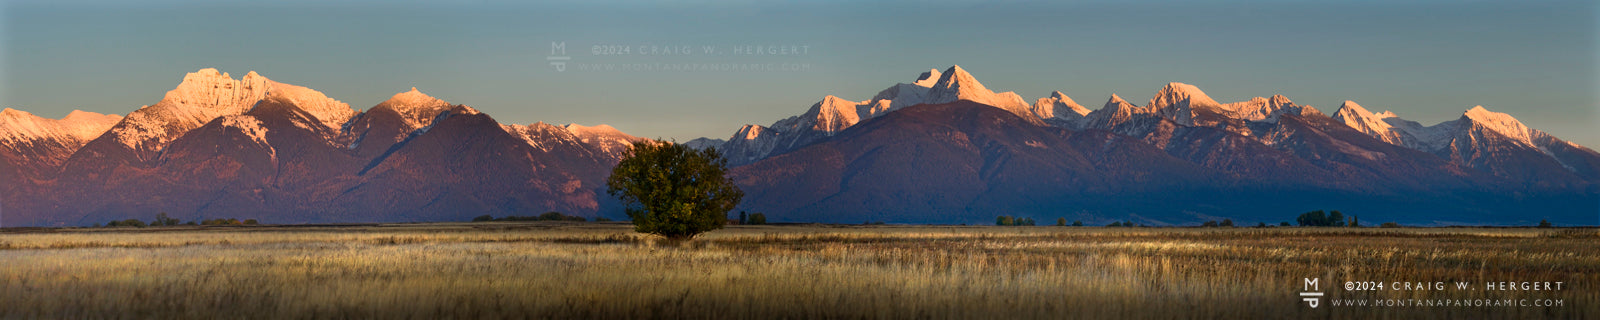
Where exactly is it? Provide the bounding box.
[2,69,642,226]
[1332,103,1600,183]
[701,66,1596,182]
[0,109,122,172]
[712,66,1597,225]
[704,66,1043,166]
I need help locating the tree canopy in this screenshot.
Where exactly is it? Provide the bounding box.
[606,141,743,240]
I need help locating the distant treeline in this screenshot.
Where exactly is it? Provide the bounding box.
[99,213,258,227]
[991,210,1561,228]
[471,212,608,222]
[736,211,767,225]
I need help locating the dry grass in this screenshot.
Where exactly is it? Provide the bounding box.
[0,223,1595,319]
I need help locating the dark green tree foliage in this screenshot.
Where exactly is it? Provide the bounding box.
[1202,220,1219,227]
[202,218,242,226]
[153,212,180,226]
[1297,210,1326,226]
[607,141,744,240]
[539,211,570,221]
[1072,220,1083,227]
[1539,220,1553,228]
[472,212,587,222]
[747,213,766,225]
[739,211,748,225]
[106,219,147,227]
[1296,210,1348,227]
[995,215,1035,226]
[1221,219,1233,227]
[1056,218,1066,226]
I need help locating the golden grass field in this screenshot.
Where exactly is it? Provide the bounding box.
[0,223,1595,319]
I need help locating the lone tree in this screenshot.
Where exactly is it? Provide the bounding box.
[606,140,743,241]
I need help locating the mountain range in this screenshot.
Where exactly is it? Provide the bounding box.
[2,67,1595,226]
[2,69,643,226]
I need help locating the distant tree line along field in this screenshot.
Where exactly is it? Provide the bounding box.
[471,212,607,222]
[992,210,1564,228]
[98,212,258,228]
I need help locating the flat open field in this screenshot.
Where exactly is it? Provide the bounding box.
[0,223,1595,319]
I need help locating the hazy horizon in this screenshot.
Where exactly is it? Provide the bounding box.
[4,0,1596,146]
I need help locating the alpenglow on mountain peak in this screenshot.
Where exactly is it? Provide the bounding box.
[376,87,454,132]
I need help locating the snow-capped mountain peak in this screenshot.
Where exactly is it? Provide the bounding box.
[1220,94,1303,122]
[157,68,272,115]
[1332,103,1554,163]
[1267,94,1294,108]
[0,108,123,168]
[0,108,122,144]
[1331,100,1407,145]
[805,95,863,133]
[1333,100,1384,124]
[259,82,355,133]
[1148,82,1220,109]
[375,87,454,132]
[912,69,941,87]
[387,87,448,108]
[923,65,1038,122]
[860,68,943,113]
[1031,90,1090,120]
[450,105,482,115]
[1104,94,1138,110]
[1145,82,1220,125]
[1460,105,1536,145]
[735,124,768,140]
[563,123,626,139]
[929,65,990,95]
[102,68,358,157]
[561,123,645,159]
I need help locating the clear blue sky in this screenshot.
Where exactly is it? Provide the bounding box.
[3,0,1596,146]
